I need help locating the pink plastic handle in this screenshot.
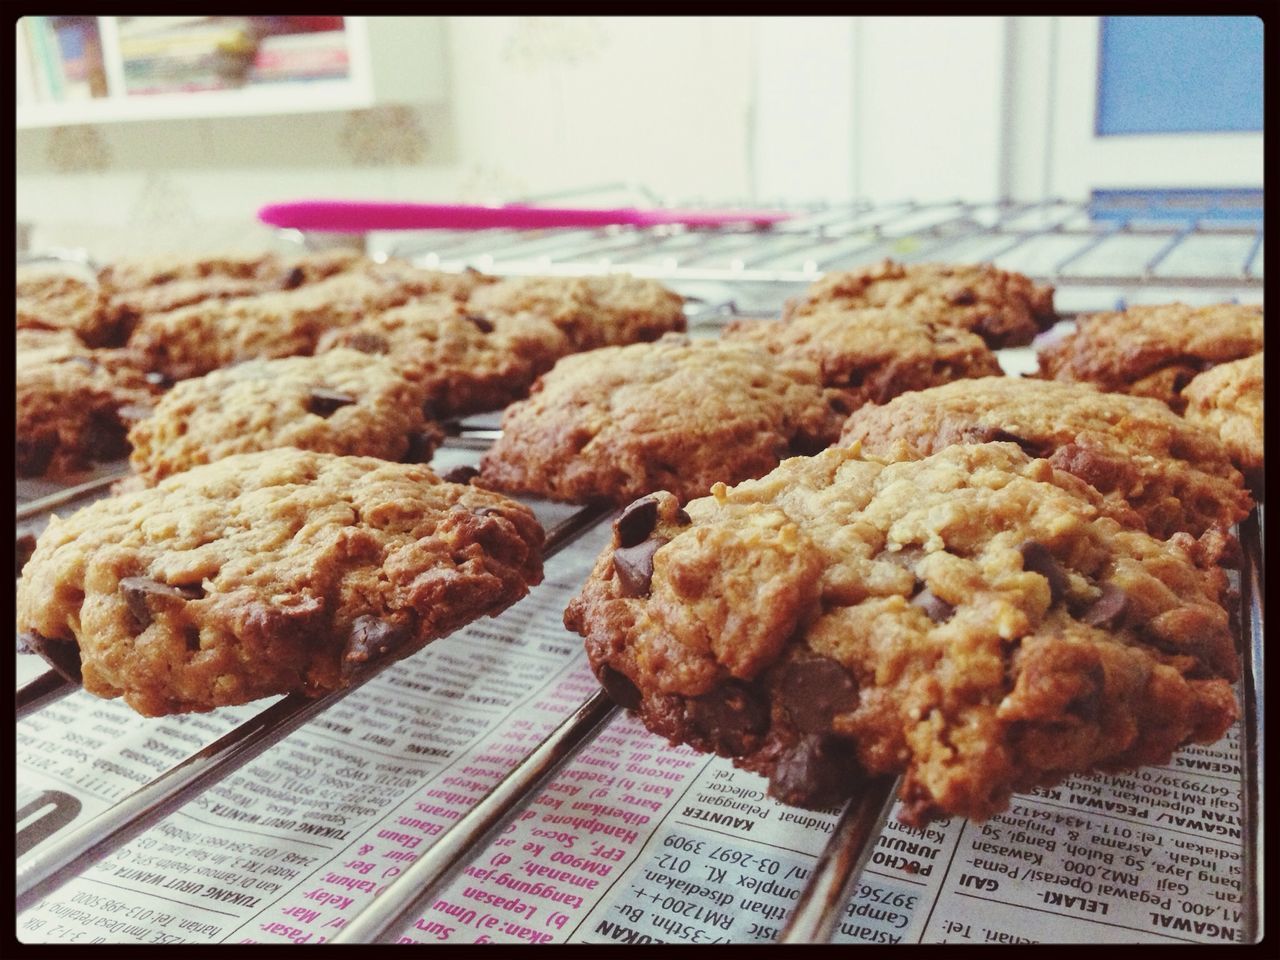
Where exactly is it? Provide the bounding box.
[258,200,793,233]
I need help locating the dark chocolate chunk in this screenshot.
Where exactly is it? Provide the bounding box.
[465,314,495,334]
[403,430,436,463]
[1080,584,1130,629]
[1019,541,1068,604]
[306,389,357,417]
[442,464,480,484]
[597,664,642,711]
[280,266,307,290]
[988,429,1049,458]
[779,658,858,733]
[768,734,862,808]
[613,537,667,598]
[911,587,955,623]
[16,533,37,577]
[342,615,411,677]
[17,630,82,684]
[687,681,769,746]
[120,577,204,629]
[345,331,391,354]
[614,496,659,548]
[950,288,978,306]
[675,508,692,526]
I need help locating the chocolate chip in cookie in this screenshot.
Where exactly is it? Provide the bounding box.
[306,389,357,417]
[613,537,667,598]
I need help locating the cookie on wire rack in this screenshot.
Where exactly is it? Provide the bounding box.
[839,376,1253,538]
[783,260,1057,349]
[477,334,847,505]
[17,449,545,716]
[125,349,443,485]
[566,442,1238,825]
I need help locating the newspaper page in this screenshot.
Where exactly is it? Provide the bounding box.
[16,494,1249,946]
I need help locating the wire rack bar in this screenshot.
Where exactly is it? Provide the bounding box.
[1048,218,1129,276]
[15,503,609,914]
[15,669,75,720]
[1238,510,1264,944]
[1241,228,1264,279]
[331,690,620,944]
[1140,222,1198,278]
[397,197,1261,294]
[777,777,899,944]
[16,472,127,522]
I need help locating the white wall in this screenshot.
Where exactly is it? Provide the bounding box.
[14,15,1264,253]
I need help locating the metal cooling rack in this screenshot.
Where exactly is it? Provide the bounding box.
[15,193,1265,944]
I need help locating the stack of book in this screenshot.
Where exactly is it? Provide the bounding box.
[118,16,258,95]
[249,30,350,85]
[20,16,108,103]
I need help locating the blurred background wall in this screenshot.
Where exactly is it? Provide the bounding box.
[15,16,1263,252]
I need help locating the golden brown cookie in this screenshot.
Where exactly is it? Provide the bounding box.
[467,273,686,351]
[316,297,571,417]
[784,260,1056,348]
[478,335,846,505]
[1182,352,1264,481]
[565,442,1238,824]
[16,265,116,346]
[723,307,1003,417]
[16,449,544,716]
[840,377,1252,538]
[17,336,160,478]
[126,350,442,485]
[1036,303,1263,413]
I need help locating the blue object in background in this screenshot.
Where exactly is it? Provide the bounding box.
[1096,16,1263,135]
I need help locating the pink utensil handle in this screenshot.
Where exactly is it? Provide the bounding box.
[257,200,792,233]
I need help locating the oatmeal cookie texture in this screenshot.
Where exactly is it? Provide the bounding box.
[783,260,1056,348]
[466,273,686,351]
[317,296,571,416]
[17,336,160,478]
[724,307,1002,416]
[16,449,544,716]
[16,266,115,346]
[1036,303,1263,413]
[1182,353,1264,479]
[565,442,1238,825]
[840,377,1252,538]
[478,335,846,505]
[126,349,442,485]
[127,263,499,380]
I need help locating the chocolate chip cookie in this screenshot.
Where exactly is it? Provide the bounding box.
[17,337,160,478]
[126,349,443,485]
[723,307,1002,417]
[783,260,1056,348]
[126,261,504,380]
[1182,352,1264,481]
[840,377,1252,538]
[565,442,1239,825]
[17,265,116,346]
[1037,303,1264,413]
[478,335,846,505]
[466,273,686,351]
[317,296,571,417]
[16,449,544,716]
[97,251,279,292]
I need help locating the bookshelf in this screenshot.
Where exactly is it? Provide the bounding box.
[16,16,446,129]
